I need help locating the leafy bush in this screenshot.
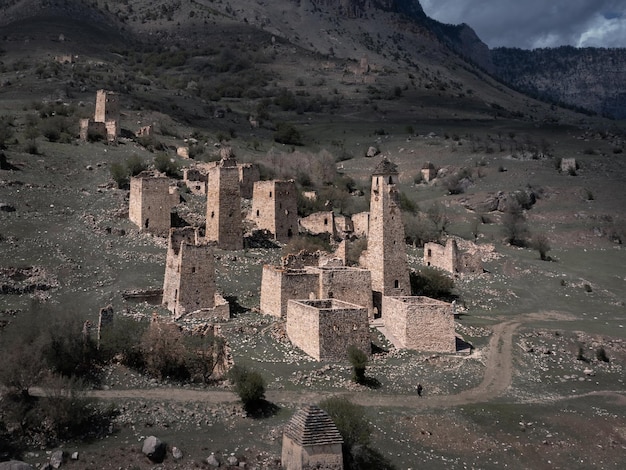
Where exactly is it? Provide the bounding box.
[228,365,266,411]
[410,267,454,299]
[596,347,609,363]
[154,152,180,178]
[273,122,302,145]
[140,322,189,381]
[347,346,368,384]
[125,154,147,176]
[110,161,129,188]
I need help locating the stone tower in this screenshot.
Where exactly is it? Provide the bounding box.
[250,180,298,242]
[365,157,410,313]
[281,404,343,470]
[162,227,219,319]
[94,89,119,124]
[129,171,179,236]
[206,148,242,250]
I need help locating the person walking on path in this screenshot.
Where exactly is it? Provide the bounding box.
[417,383,423,397]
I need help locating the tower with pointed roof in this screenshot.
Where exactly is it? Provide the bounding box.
[364,156,410,315]
[281,404,344,470]
[205,147,243,250]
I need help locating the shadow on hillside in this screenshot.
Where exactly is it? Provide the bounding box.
[361,376,381,389]
[224,295,250,317]
[245,399,280,419]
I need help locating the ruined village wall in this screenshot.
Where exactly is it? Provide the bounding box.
[424,241,458,274]
[383,296,455,352]
[239,163,260,199]
[260,266,318,318]
[350,211,369,237]
[287,300,322,359]
[206,163,242,250]
[317,267,373,316]
[300,211,335,236]
[175,243,217,316]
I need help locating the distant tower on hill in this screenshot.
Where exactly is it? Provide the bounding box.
[205,147,243,250]
[364,156,410,314]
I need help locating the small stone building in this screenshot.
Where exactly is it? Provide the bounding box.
[162,227,229,320]
[80,89,119,142]
[382,296,455,352]
[260,264,373,318]
[206,149,243,250]
[351,212,369,238]
[250,180,298,242]
[182,167,208,195]
[282,404,343,470]
[129,171,179,236]
[286,299,370,361]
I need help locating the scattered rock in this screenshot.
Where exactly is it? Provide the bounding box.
[70,452,79,461]
[50,450,64,469]
[142,435,166,463]
[366,146,379,157]
[172,446,183,460]
[206,453,221,467]
[227,454,239,466]
[0,462,35,470]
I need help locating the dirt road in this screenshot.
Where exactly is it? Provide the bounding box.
[81,313,624,409]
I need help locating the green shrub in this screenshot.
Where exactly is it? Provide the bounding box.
[154,152,180,178]
[347,346,368,384]
[228,365,266,411]
[125,154,147,176]
[596,347,609,362]
[110,161,129,188]
[273,122,302,145]
[410,267,454,299]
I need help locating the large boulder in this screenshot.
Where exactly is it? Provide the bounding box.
[49,450,65,469]
[142,435,166,463]
[206,453,221,467]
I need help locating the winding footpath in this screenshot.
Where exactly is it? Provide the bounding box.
[80,314,624,409]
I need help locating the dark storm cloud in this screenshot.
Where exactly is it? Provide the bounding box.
[420,0,626,49]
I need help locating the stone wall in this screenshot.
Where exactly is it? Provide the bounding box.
[423,239,459,274]
[300,211,335,236]
[182,167,208,195]
[162,227,229,321]
[561,158,577,173]
[382,296,455,352]
[250,180,298,242]
[129,172,179,236]
[260,266,318,318]
[282,438,343,470]
[206,157,243,250]
[238,163,260,199]
[351,211,369,237]
[95,89,119,124]
[260,265,373,318]
[286,299,370,361]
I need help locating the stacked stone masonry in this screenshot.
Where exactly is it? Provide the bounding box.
[80,89,119,142]
[382,296,455,352]
[286,299,370,361]
[129,172,179,236]
[205,154,243,250]
[282,404,343,470]
[260,265,373,318]
[250,180,298,242]
[424,239,459,274]
[162,227,229,321]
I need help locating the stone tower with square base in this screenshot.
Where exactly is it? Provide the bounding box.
[129,171,179,236]
[206,148,243,250]
[363,157,410,314]
[250,180,298,242]
[162,227,229,320]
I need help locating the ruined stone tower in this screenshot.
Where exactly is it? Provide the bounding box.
[162,227,229,320]
[206,148,243,250]
[364,157,410,312]
[79,89,120,142]
[94,89,119,125]
[129,171,179,236]
[250,180,298,242]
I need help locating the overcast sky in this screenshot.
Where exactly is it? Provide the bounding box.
[420,0,626,49]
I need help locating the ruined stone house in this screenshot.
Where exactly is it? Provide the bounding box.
[286,299,370,361]
[421,161,437,182]
[424,239,459,274]
[129,171,179,236]
[424,238,483,275]
[282,404,343,470]
[382,296,455,352]
[250,180,298,242]
[300,211,335,237]
[350,211,369,238]
[361,157,410,314]
[79,89,119,142]
[182,167,208,195]
[205,149,243,250]
[162,227,229,320]
[260,263,373,319]
[238,163,260,199]
[135,125,153,137]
